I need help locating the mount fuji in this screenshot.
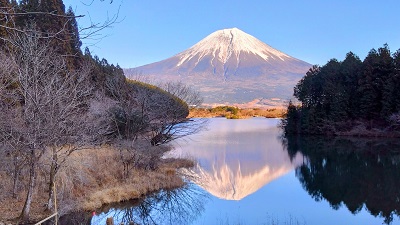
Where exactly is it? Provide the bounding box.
[124,28,311,107]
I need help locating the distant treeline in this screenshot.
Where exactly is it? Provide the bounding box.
[283,44,400,136]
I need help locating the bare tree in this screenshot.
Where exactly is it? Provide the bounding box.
[117,70,206,146]
[100,75,207,176]
[0,0,122,54]
[147,82,206,146]
[0,28,97,222]
[130,80,206,146]
[0,49,26,199]
[150,81,206,145]
[161,81,203,108]
[126,80,192,146]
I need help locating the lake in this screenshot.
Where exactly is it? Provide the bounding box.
[89,118,400,225]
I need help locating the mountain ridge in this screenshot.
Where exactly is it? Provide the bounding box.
[124,28,311,107]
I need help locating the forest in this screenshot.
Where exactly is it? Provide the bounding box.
[282,45,400,136]
[0,0,201,223]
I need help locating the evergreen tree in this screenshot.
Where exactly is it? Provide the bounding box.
[358,45,394,119]
[16,0,40,27]
[294,65,321,108]
[65,6,82,69]
[66,6,81,54]
[17,0,83,69]
[37,0,66,34]
[282,101,300,134]
[319,59,344,120]
[284,44,400,135]
[392,50,400,112]
[358,49,381,120]
[0,0,12,47]
[340,52,362,118]
[379,45,396,117]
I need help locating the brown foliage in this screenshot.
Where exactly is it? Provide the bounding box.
[189,107,285,119]
[0,144,194,223]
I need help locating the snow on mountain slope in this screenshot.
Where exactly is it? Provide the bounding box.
[167,118,306,200]
[181,152,304,200]
[124,28,311,106]
[176,28,290,67]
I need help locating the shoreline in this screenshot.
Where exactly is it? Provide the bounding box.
[0,146,194,225]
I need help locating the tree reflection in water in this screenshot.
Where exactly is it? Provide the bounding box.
[284,136,400,224]
[90,182,208,225]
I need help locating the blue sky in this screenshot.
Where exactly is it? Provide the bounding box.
[64,0,400,69]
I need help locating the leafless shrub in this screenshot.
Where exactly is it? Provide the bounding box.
[161,81,203,107]
[0,27,104,221]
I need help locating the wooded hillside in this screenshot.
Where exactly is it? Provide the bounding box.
[283,45,400,136]
[0,1,201,222]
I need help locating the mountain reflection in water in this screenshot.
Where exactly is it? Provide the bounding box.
[170,118,304,200]
[64,118,400,225]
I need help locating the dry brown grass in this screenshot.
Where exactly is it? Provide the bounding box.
[160,158,195,169]
[0,144,194,224]
[81,167,185,211]
[189,107,285,118]
[239,108,285,118]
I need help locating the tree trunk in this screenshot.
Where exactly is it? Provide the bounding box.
[47,166,56,211]
[12,153,22,198]
[47,147,58,211]
[19,150,36,222]
[12,167,19,198]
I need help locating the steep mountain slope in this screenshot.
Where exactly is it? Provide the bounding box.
[125,28,311,107]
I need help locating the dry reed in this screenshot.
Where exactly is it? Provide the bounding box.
[0,144,193,224]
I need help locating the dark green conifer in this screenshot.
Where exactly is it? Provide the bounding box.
[0,0,12,47]
[340,52,362,118]
[282,101,300,134]
[294,65,321,108]
[392,50,400,113]
[319,59,343,120]
[65,6,82,69]
[358,48,381,120]
[378,45,396,118]
[285,44,400,135]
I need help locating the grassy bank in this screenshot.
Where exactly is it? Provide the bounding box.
[0,144,193,224]
[190,106,285,119]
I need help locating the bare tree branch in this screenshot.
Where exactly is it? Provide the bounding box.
[0,0,121,44]
[0,27,104,221]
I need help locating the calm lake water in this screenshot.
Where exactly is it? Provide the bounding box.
[85,118,400,225]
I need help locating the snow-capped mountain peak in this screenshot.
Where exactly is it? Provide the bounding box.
[124,28,311,106]
[176,28,290,67]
